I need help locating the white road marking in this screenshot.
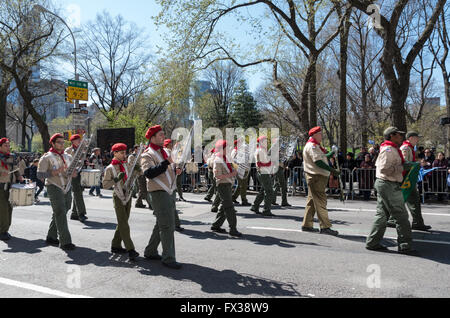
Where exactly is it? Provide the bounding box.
[246,226,450,246]
[0,277,92,298]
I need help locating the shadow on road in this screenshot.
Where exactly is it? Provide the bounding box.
[1,237,47,255]
[181,228,322,248]
[137,262,306,297]
[80,220,118,231]
[337,232,450,265]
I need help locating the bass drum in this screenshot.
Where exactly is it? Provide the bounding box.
[9,183,36,206]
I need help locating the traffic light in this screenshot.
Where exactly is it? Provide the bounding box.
[65,87,73,104]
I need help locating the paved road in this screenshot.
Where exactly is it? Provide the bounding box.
[1,190,449,298]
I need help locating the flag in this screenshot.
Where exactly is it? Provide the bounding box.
[401,163,420,201]
[418,167,439,183]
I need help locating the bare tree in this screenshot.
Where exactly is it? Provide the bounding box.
[428,3,450,156]
[78,11,151,122]
[0,0,69,151]
[349,0,447,131]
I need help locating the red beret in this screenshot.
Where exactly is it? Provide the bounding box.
[50,133,64,144]
[257,136,267,143]
[163,139,173,148]
[70,134,81,142]
[146,125,163,140]
[111,143,128,152]
[0,138,9,146]
[215,140,227,151]
[309,126,322,137]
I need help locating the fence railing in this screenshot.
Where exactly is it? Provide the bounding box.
[177,165,449,201]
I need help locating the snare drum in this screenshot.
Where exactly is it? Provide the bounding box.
[80,169,101,187]
[9,183,36,206]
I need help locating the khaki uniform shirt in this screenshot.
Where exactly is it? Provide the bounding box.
[207,154,215,171]
[213,155,235,185]
[375,145,404,183]
[103,162,132,193]
[141,147,176,194]
[303,142,330,177]
[255,147,272,175]
[65,146,76,157]
[37,152,73,189]
[0,153,20,184]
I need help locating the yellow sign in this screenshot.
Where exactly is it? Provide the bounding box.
[67,87,88,101]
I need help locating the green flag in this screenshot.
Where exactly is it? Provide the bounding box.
[401,162,420,201]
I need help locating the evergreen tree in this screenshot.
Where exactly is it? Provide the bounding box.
[231,80,263,129]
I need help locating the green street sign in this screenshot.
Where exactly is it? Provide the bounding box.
[68,80,88,89]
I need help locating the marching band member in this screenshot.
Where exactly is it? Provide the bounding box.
[204,148,216,204]
[37,134,77,250]
[366,127,417,255]
[210,140,242,237]
[301,127,339,235]
[129,145,152,210]
[141,125,182,270]
[272,138,291,207]
[65,134,88,223]
[231,140,251,206]
[103,143,140,261]
[163,139,184,232]
[250,136,275,217]
[390,131,431,231]
[0,138,23,241]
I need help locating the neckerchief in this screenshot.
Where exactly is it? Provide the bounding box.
[307,137,327,154]
[149,143,168,160]
[111,159,128,182]
[0,152,9,171]
[49,147,66,166]
[381,141,405,164]
[402,141,416,162]
[220,154,233,172]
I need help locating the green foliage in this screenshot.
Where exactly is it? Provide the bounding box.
[31,134,43,153]
[105,111,150,145]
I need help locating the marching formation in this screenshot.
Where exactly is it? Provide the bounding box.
[0,125,433,268]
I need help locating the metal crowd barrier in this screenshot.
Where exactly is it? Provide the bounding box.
[420,168,449,203]
[178,164,448,202]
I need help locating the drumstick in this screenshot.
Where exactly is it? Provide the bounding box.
[8,168,19,175]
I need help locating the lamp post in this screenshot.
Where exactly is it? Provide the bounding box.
[33,5,83,131]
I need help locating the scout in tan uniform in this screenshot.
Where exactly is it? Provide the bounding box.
[65,134,87,223]
[366,127,418,255]
[211,140,242,237]
[250,136,276,217]
[38,134,77,250]
[0,138,23,241]
[141,125,183,270]
[103,143,140,261]
[301,127,339,236]
[387,131,431,231]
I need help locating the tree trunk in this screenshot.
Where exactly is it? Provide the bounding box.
[339,12,351,153]
[309,56,317,128]
[0,87,7,138]
[21,109,27,151]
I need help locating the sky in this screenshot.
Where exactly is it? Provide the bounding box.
[57,0,267,92]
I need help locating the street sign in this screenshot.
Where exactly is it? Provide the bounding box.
[68,80,88,89]
[68,86,88,101]
[70,108,81,114]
